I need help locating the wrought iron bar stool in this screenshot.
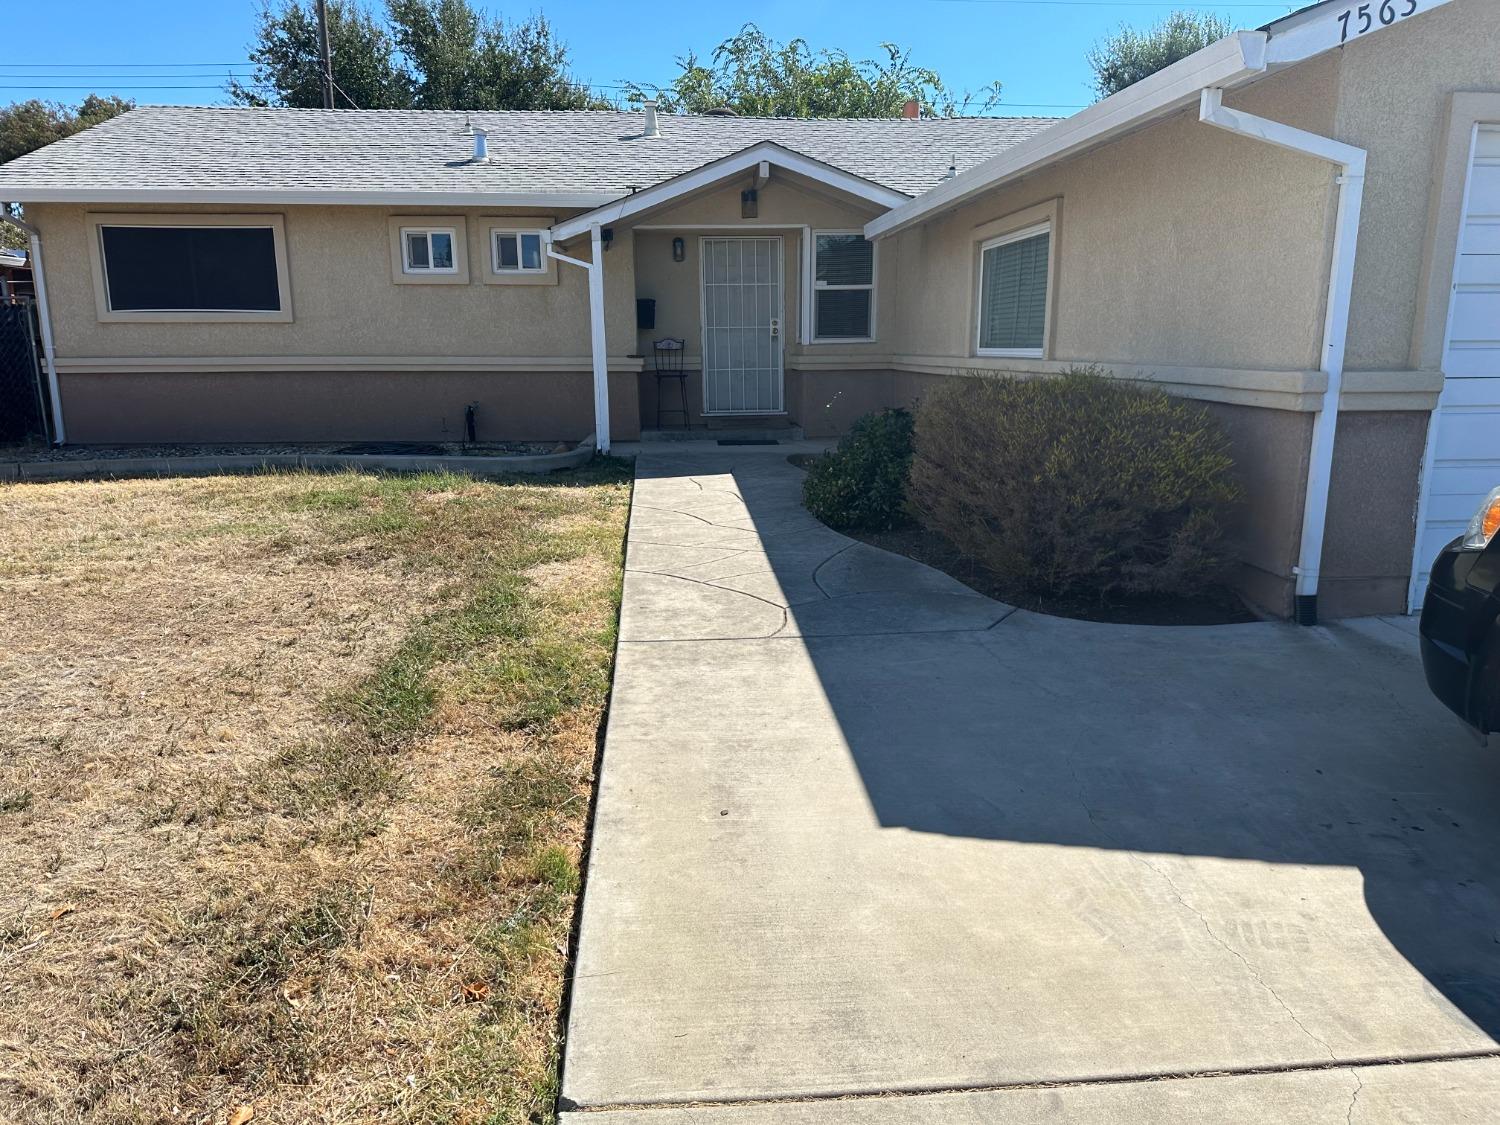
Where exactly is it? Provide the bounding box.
[652,338,689,430]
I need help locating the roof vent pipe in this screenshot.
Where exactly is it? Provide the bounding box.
[472,128,489,163]
[643,99,660,138]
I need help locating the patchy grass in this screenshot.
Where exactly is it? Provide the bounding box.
[0,462,631,1123]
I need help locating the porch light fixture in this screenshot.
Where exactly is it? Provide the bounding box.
[672,237,685,262]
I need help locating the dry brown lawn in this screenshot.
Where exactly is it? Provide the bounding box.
[0,464,632,1123]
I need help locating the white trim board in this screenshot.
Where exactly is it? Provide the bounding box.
[551,142,908,243]
[865,0,1461,241]
[0,188,616,207]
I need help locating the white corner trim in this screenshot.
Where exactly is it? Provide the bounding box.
[552,142,908,242]
[864,31,1268,241]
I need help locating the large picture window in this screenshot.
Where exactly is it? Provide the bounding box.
[98,223,282,314]
[977,223,1050,356]
[812,231,875,341]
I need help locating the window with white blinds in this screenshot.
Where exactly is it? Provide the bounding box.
[813,231,876,341]
[977,223,1050,356]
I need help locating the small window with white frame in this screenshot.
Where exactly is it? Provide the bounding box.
[976,222,1050,357]
[812,231,876,342]
[401,227,457,273]
[492,230,545,274]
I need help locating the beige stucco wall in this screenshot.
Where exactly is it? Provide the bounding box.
[25,201,638,360]
[886,54,1342,372]
[57,369,641,444]
[625,174,900,429]
[1332,0,1500,371]
[628,174,893,367]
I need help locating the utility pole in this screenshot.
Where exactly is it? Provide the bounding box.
[316,0,334,109]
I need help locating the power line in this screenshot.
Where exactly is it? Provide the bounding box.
[0,73,256,79]
[0,61,253,67]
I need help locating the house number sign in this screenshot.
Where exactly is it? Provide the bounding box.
[1335,0,1422,43]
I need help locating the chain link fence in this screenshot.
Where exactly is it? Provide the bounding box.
[0,300,49,444]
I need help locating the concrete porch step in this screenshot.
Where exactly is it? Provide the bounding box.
[640,425,805,444]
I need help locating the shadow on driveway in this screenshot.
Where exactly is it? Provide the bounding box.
[565,451,1500,1108]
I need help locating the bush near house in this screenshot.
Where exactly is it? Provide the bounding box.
[909,368,1240,599]
[801,407,916,531]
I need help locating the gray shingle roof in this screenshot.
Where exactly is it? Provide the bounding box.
[0,105,1057,203]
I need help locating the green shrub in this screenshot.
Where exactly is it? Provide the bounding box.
[802,408,915,531]
[909,368,1239,599]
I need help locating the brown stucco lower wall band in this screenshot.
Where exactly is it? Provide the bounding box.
[58,369,641,443]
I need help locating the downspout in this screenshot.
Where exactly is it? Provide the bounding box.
[2,205,66,444]
[544,224,611,454]
[1199,89,1367,626]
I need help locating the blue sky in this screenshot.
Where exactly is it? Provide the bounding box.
[4,0,1297,118]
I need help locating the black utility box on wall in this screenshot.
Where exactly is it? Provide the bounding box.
[636,298,656,330]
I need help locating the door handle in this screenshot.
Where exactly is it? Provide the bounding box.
[769,318,780,338]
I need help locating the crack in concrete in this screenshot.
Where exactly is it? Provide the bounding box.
[1347,1067,1363,1125]
[1132,852,1338,1062]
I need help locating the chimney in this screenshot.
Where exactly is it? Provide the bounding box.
[643,98,660,138]
[901,98,920,119]
[472,128,489,163]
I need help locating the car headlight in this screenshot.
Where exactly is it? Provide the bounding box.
[1463,486,1500,551]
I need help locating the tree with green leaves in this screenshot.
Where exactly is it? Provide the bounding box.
[0,94,134,165]
[230,0,608,110]
[228,0,410,108]
[1,95,134,248]
[1087,11,1233,100]
[624,24,1001,119]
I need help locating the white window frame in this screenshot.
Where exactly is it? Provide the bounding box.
[810,229,877,344]
[85,212,293,324]
[491,229,547,275]
[401,226,459,275]
[975,220,1051,359]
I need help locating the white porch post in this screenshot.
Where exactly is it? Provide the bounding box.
[545,226,612,455]
[587,222,611,454]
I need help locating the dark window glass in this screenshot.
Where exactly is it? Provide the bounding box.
[815,290,872,340]
[520,233,542,270]
[815,234,873,286]
[979,231,1049,351]
[100,225,281,312]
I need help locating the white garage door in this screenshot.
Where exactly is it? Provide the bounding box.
[1411,125,1500,608]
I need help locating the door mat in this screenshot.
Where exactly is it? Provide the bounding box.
[716,439,780,446]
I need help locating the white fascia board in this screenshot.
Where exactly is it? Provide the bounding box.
[1263,0,1458,65]
[864,31,1270,240]
[0,187,617,208]
[551,141,909,242]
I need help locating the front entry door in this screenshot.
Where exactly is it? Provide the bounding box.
[700,237,784,414]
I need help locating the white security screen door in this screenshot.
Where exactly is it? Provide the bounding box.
[700,237,784,414]
[1411,125,1500,608]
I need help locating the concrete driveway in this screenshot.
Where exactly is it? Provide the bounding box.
[561,449,1500,1121]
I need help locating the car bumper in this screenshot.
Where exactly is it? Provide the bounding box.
[1419,539,1497,738]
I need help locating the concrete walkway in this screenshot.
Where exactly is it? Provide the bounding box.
[562,449,1500,1121]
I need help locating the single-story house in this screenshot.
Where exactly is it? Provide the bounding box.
[0,0,1494,622]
